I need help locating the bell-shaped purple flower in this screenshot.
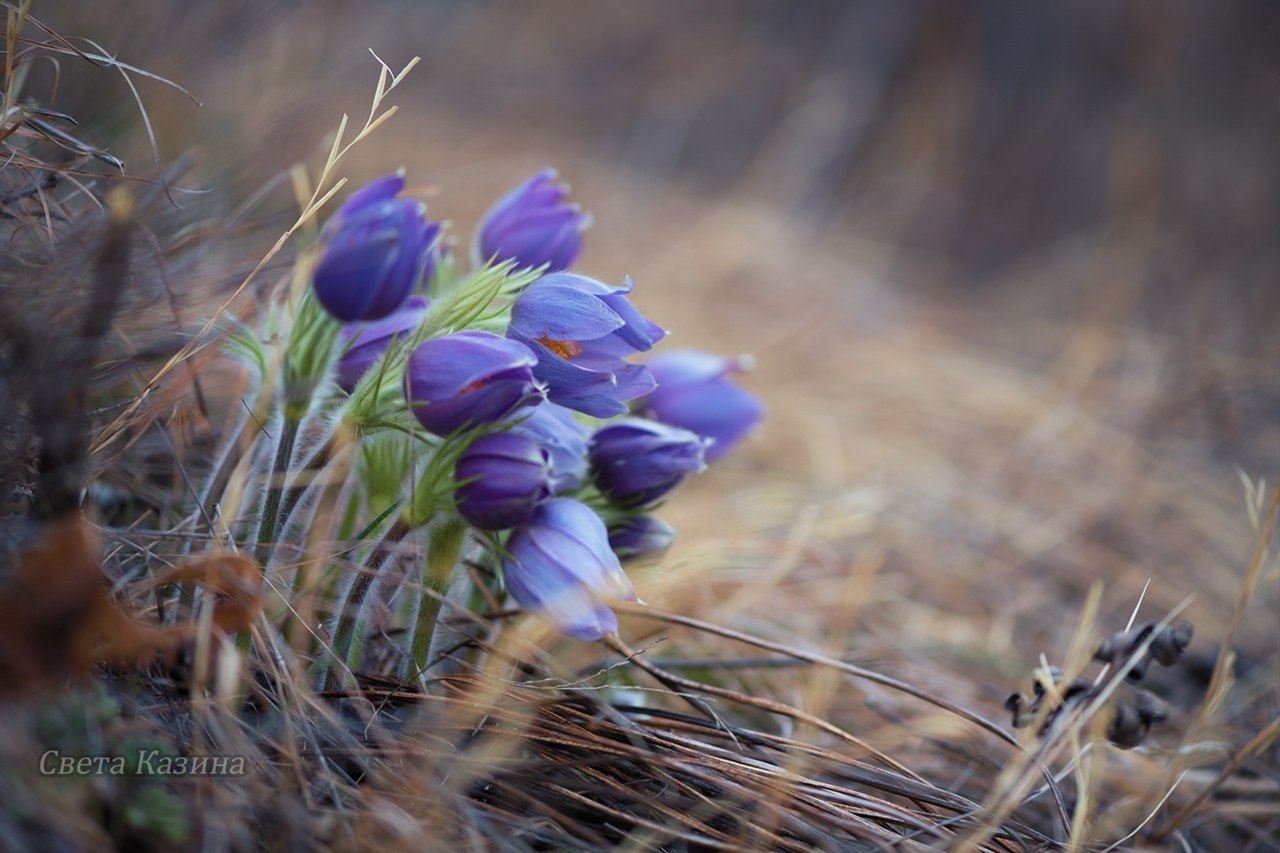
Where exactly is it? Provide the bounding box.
[476,169,588,272]
[405,332,544,436]
[589,419,708,507]
[455,433,552,530]
[335,296,429,392]
[502,498,636,640]
[639,349,763,462]
[313,172,442,322]
[608,515,676,561]
[507,273,666,417]
[509,403,590,494]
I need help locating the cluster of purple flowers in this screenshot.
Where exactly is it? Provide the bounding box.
[310,168,762,640]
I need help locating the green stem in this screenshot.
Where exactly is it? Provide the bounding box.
[326,518,411,690]
[276,424,352,545]
[420,558,481,688]
[252,414,302,567]
[259,290,338,567]
[408,517,466,683]
[283,444,355,650]
[191,387,259,544]
[177,379,274,622]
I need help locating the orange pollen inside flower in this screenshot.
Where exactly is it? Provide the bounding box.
[537,336,584,360]
[461,378,490,395]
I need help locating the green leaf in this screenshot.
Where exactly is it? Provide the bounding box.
[423,260,541,338]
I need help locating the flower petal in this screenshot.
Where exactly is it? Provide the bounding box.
[510,276,625,341]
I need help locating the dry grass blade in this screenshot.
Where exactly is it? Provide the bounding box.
[384,673,1051,850]
[613,603,1076,836]
[607,631,928,783]
[621,604,1021,747]
[88,53,420,457]
[1154,717,1279,841]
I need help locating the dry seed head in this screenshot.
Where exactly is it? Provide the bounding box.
[1007,616,1194,750]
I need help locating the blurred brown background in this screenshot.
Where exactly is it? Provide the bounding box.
[35,1,1279,716]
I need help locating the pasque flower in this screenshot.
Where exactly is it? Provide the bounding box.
[405,332,543,436]
[476,169,588,272]
[313,172,441,322]
[335,296,429,392]
[638,349,763,462]
[608,515,676,561]
[455,433,552,530]
[502,498,636,640]
[507,273,665,417]
[588,419,707,507]
[509,402,590,493]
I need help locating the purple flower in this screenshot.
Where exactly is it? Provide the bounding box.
[502,498,636,640]
[507,273,666,417]
[404,332,544,436]
[509,403,590,493]
[639,349,763,462]
[455,433,552,530]
[313,172,442,322]
[476,169,588,272]
[608,515,676,561]
[589,419,707,507]
[335,296,429,392]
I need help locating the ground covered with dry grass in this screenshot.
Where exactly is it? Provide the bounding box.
[2,2,1277,850]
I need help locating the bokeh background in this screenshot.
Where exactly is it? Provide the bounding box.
[37,1,1278,733]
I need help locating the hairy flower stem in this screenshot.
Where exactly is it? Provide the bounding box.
[255,291,339,569]
[422,558,483,687]
[283,447,355,650]
[176,378,275,622]
[407,517,465,684]
[251,413,302,567]
[326,519,412,690]
[189,380,273,546]
[264,419,360,624]
[275,424,354,546]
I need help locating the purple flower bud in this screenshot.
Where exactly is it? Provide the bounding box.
[502,498,636,640]
[335,296,429,393]
[404,332,544,436]
[334,172,404,214]
[455,433,552,530]
[476,169,588,272]
[639,349,763,462]
[608,515,676,561]
[507,273,666,417]
[589,419,707,507]
[313,172,442,322]
[509,403,590,493]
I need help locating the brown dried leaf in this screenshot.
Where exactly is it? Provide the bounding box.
[0,515,261,699]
